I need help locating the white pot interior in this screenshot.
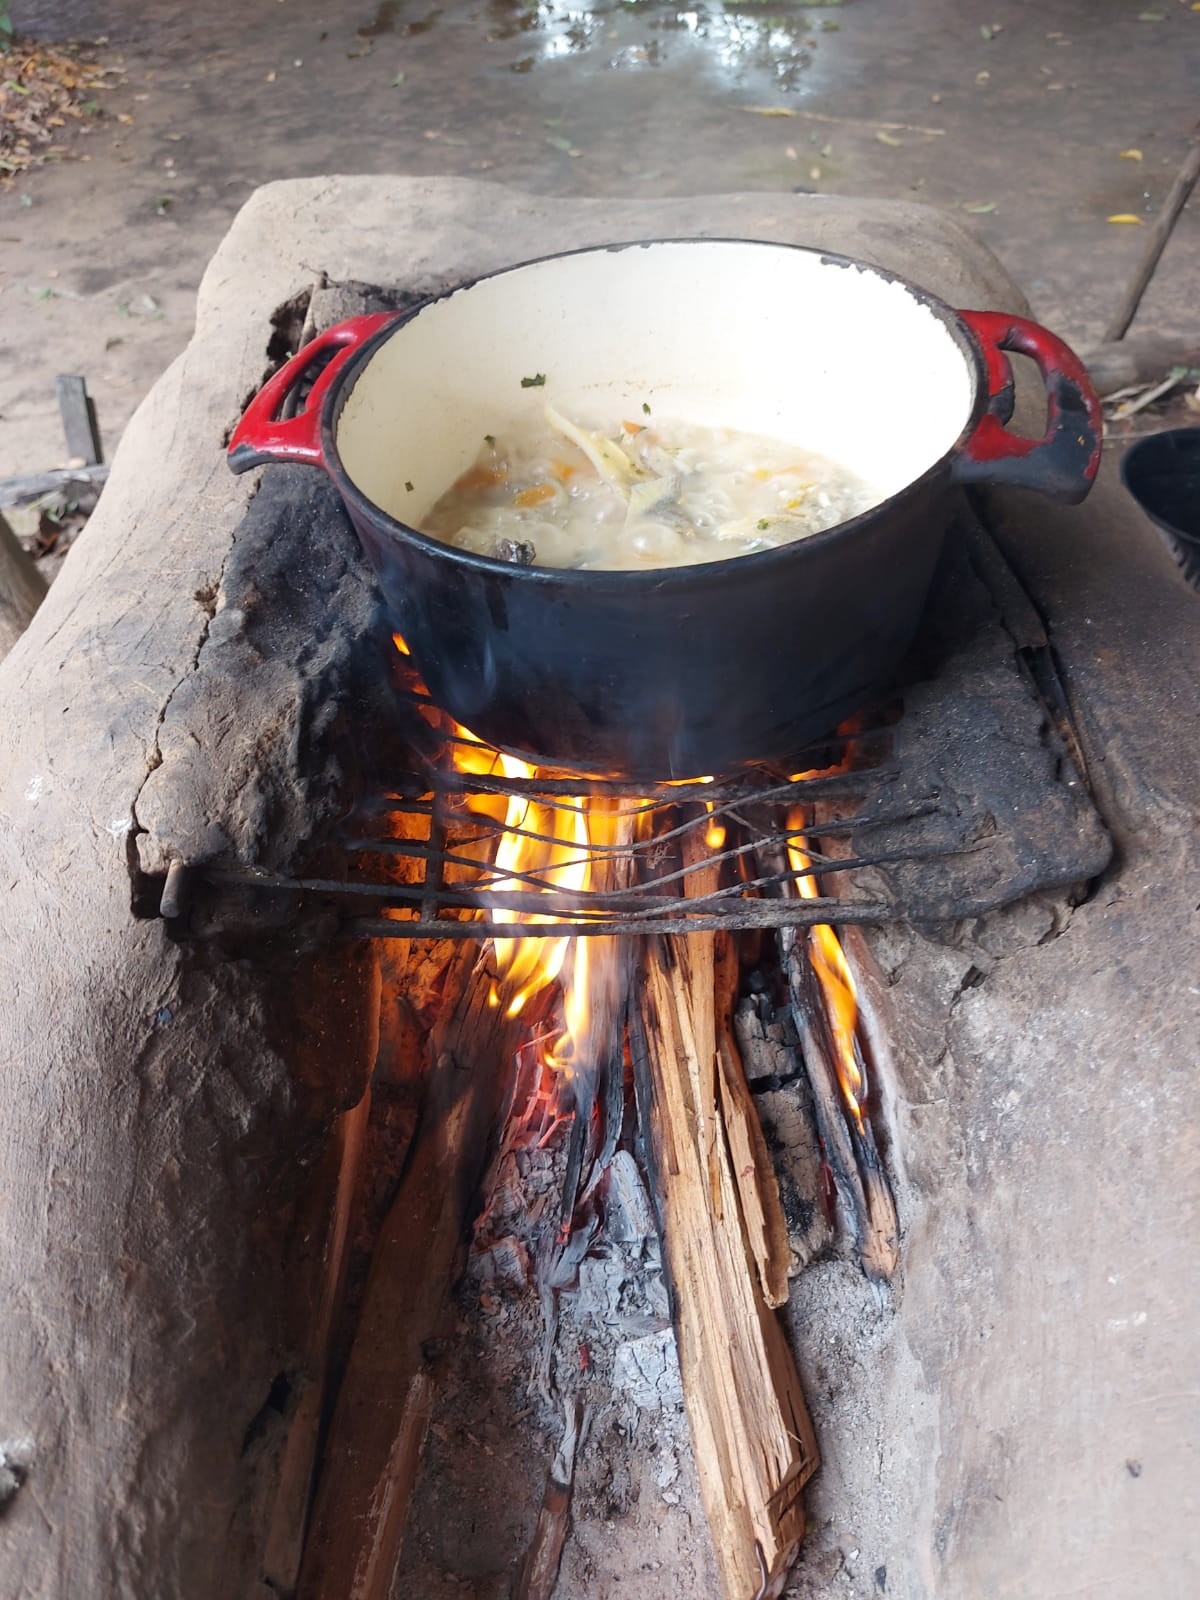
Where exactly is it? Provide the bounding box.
[335,241,977,530]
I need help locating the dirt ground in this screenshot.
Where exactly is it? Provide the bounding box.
[1,0,1199,480]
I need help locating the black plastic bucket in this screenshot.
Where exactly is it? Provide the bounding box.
[1121,427,1200,588]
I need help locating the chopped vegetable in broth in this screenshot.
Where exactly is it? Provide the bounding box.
[422,407,882,571]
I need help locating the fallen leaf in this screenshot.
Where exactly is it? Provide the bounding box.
[744,105,797,117]
[963,201,997,213]
[264,69,276,82]
[1107,213,1143,223]
[980,23,1002,39]
[784,145,798,160]
[976,69,990,83]
[116,112,133,124]
[1137,10,1165,20]
[391,72,405,86]
[1119,148,1143,161]
[545,133,580,155]
[809,164,821,179]
[875,129,902,146]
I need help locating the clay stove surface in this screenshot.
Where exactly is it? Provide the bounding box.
[0,180,1197,1600]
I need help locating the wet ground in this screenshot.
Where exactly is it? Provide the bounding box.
[0,0,1198,477]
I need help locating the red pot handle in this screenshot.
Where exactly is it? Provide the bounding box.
[953,310,1102,503]
[227,312,398,474]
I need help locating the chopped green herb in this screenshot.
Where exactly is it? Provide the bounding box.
[757,518,770,531]
[642,401,651,415]
[484,433,496,447]
[521,373,547,388]
[405,480,414,492]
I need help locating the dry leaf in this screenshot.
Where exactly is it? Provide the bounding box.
[1119,148,1143,161]
[875,129,903,146]
[976,69,990,83]
[963,201,997,214]
[744,106,797,117]
[1107,213,1143,224]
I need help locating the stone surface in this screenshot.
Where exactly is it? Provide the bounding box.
[0,177,1196,1600]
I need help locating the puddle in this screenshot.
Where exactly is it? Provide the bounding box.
[480,1,828,93]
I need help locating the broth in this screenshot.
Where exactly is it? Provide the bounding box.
[422,407,882,571]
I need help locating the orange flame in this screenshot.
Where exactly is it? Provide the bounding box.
[787,801,866,1129]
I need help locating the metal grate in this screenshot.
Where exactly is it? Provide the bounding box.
[197,679,972,940]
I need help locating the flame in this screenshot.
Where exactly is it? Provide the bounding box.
[787,802,866,1129]
[390,634,707,1090]
[664,773,726,851]
[489,753,590,1021]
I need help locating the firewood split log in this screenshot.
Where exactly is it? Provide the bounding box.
[296,945,521,1600]
[631,837,818,1600]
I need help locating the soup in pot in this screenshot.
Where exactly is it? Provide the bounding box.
[422,405,882,571]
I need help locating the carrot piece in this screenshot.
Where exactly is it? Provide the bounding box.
[513,482,557,508]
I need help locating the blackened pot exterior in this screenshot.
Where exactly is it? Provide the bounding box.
[343,473,955,777]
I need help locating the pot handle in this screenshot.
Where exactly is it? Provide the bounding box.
[953,310,1102,503]
[227,312,398,474]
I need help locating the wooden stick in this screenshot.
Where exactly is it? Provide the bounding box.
[632,833,817,1600]
[55,375,102,466]
[0,463,109,508]
[514,1399,583,1600]
[296,946,518,1600]
[1103,120,1200,343]
[0,510,47,661]
[783,930,899,1282]
[714,942,792,1309]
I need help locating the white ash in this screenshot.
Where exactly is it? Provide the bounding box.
[612,1329,685,1412]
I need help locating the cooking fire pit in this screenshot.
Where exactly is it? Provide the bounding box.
[0,180,1195,1600]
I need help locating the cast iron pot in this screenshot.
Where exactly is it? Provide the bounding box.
[229,240,1101,779]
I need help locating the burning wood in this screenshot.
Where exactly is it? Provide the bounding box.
[297,947,523,1600]
[295,643,910,1596]
[777,803,901,1280]
[631,835,818,1600]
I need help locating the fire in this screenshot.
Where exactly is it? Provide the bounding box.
[392,633,635,1087]
[786,804,866,1129]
